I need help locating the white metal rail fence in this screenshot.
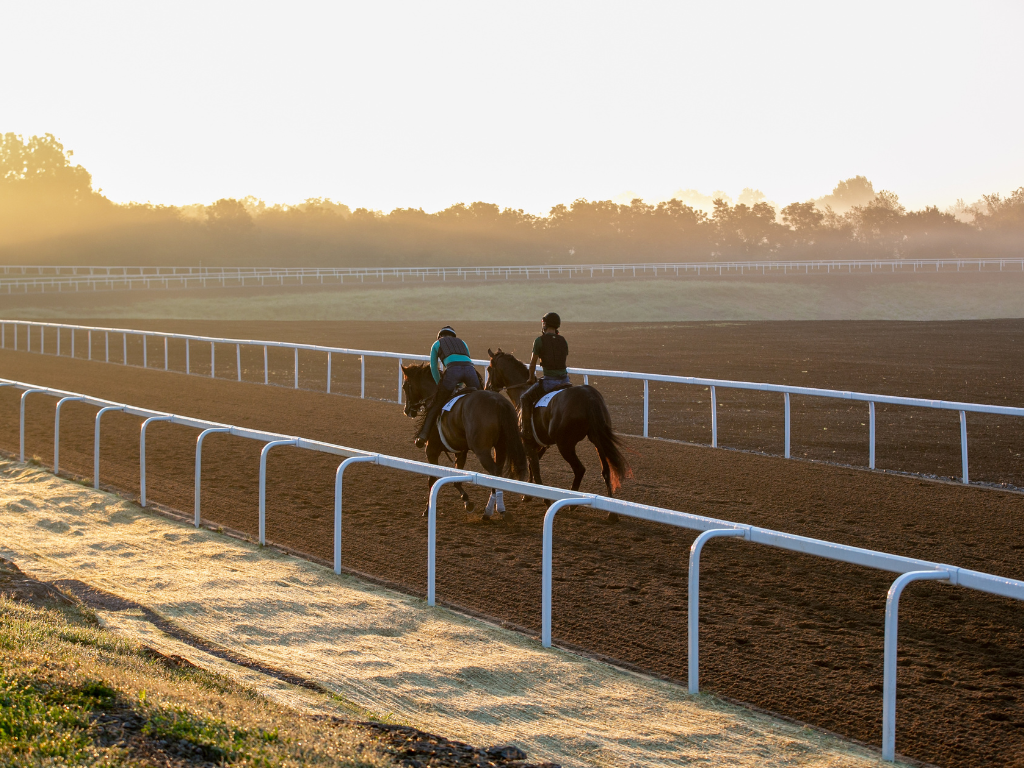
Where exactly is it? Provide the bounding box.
[2,376,1023,762]
[4,320,1024,486]
[1,257,1022,293]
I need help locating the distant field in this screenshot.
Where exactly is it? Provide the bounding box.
[2,272,1023,322]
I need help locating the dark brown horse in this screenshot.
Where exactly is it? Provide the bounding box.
[485,349,631,500]
[401,363,528,519]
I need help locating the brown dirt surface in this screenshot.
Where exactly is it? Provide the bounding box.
[1,318,1023,768]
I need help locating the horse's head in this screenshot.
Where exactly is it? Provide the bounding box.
[486,348,528,392]
[401,364,435,418]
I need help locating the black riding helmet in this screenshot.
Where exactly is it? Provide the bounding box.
[437,326,457,339]
[542,312,560,329]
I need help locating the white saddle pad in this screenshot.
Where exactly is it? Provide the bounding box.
[441,393,467,412]
[536,388,566,408]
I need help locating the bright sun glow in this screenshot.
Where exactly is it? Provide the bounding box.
[2,0,1022,213]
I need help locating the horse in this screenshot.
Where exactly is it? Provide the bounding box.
[485,349,631,506]
[401,362,528,520]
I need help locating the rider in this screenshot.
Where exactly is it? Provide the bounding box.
[520,312,570,442]
[414,326,482,448]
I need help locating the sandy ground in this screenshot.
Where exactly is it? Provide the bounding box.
[2,271,1023,322]
[0,460,896,768]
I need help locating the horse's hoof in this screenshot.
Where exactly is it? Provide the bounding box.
[464,501,476,514]
[603,512,621,524]
[501,511,515,525]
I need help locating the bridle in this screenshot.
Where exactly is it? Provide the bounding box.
[402,378,432,415]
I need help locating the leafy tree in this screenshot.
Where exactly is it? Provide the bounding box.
[816,176,876,213]
[977,187,1024,230]
[205,198,253,230]
[0,133,95,202]
[781,201,824,232]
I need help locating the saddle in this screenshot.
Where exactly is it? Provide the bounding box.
[535,382,572,409]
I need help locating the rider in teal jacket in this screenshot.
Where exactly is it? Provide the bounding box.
[414,326,482,448]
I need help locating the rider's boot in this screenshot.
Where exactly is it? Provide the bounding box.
[414,392,447,448]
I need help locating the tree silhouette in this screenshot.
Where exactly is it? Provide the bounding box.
[0,135,1020,265]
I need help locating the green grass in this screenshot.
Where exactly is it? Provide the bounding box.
[0,595,389,767]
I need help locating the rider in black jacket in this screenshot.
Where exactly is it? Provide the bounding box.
[520,312,569,443]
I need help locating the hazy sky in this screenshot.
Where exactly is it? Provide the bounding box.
[3,1,1022,214]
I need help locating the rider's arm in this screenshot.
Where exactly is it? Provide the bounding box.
[527,336,542,383]
[429,341,442,383]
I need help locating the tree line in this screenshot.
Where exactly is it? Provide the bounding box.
[2,133,1021,267]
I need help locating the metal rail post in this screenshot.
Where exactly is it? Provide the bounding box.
[327,352,332,394]
[294,348,299,389]
[542,497,595,646]
[236,344,241,382]
[264,345,268,385]
[19,388,48,462]
[122,333,127,365]
[88,330,91,359]
[258,439,298,545]
[139,416,172,506]
[882,570,951,761]
[93,406,124,488]
[427,475,474,606]
[397,358,403,404]
[210,341,215,378]
[164,336,168,370]
[360,355,365,398]
[710,386,718,448]
[959,411,969,483]
[333,455,377,573]
[643,379,649,437]
[71,328,75,358]
[688,528,746,693]
[53,396,84,472]
[56,327,60,356]
[869,402,877,469]
[105,332,109,362]
[186,339,190,374]
[194,427,230,527]
[142,334,147,368]
[784,392,791,458]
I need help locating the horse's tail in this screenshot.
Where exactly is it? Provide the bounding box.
[583,387,632,493]
[497,399,529,481]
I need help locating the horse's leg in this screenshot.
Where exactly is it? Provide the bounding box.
[423,441,443,517]
[524,444,548,505]
[471,445,513,524]
[589,448,618,528]
[557,440,587,493]
[597,447,613,496]
[452,451,476,513]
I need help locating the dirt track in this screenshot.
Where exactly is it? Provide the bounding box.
[1,319,1023,768]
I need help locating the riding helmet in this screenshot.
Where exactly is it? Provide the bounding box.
[437,326,457,339]
[542,312,561,329]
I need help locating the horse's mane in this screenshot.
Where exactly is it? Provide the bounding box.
[404,361,431,374]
